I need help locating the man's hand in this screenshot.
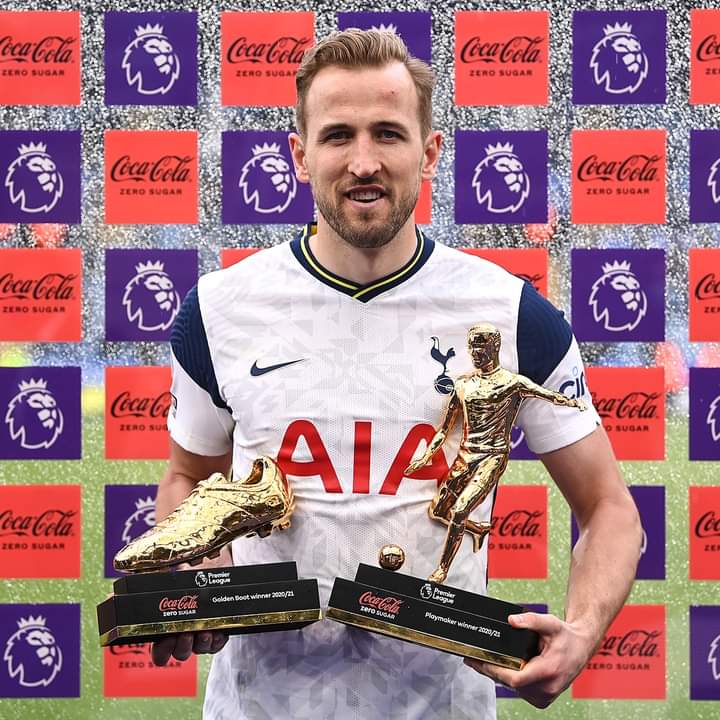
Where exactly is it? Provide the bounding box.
[463,612,594,708]
[151,545,233,667]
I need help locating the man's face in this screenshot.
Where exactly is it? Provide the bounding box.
[468,334,499,368]
[289,62,440,249]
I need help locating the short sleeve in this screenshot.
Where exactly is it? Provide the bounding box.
[166,286,234,456]
[514,283,600,454]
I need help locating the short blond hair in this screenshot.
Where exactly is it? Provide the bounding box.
[295,29,435,139]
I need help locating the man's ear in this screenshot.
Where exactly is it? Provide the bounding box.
[288,132,310,184]
[421,130,442,182]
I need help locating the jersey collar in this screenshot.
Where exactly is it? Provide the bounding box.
[290,223,434,303]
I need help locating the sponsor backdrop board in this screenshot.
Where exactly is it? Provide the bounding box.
[0,1,716,719]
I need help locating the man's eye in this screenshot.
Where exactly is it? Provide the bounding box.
[325,131,350,141]
[380,130,400,140]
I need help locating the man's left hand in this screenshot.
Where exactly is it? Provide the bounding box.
[463,612,594,708]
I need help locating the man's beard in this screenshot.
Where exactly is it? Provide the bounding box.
[314,179,419,249]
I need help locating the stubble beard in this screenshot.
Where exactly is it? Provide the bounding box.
[314,179,420,250]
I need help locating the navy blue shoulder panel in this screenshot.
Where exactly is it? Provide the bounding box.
[516,282,573,386]
[170,285,229,412]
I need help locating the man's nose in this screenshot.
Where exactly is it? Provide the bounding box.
[347,136,382,178]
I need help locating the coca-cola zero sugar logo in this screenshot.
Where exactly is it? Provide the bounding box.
[585,367,664,460]
[455,11,549,105]
[0,486,81,578]
[488,485,547,579]
[573,10,666,105]
[105,12,197,106]
[572,605,665,699]
[572,250,664,342]
[158,595,198,613]
[690,487,720,580]
[689,249,720,341]
[0,248,82,342]
[222,131,314,224]
[0,11,80,105]
[221,12,314,106]
[358,591,403,618]
[104,130,198,224]
[571,130,666,225]
[691,10,720,104]
[0,603,80,698]
[455,130,547,224]
[105,367,172,460]
[105,249,196,342]
[690,369,720,461]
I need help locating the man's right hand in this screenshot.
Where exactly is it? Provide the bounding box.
[151,544,233,666]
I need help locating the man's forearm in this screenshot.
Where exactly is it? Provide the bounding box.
[564,495,642,646]
[156,468,200,522]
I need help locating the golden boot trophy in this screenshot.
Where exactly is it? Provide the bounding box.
[327,323,586,669]
[98,457,321,647]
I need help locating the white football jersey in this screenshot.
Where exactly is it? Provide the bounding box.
[167,225,600,720]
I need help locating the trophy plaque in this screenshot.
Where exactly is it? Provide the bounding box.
[98,561,321,647]
[97,457,321,646]
[328,324,587,670]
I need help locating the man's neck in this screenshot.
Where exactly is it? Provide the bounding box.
[309,216,419,285]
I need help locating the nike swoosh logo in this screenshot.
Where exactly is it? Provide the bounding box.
[250,359,305,377]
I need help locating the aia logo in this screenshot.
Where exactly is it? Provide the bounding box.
[5,141,63,214]
[590,22,648,95]
[429,337,455,395]
[472,142,530,214]
[5,378,63,450]
[559,367,586,399]
[239,142,297,214]
[121,496,155,546]
[589,260,647,332]
[3,615,62,688]
[122,261,180,332]
[122,23,180,96]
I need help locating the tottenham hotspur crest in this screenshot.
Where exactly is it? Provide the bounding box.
[588,260,647,333]
[4,142,64,214]
[122,261,181,332]
[239,143,297,214]
[590,22,649,95]
[4,616,63,688]
[472,142,530,214]
[5,378,64,450]
[122,23,181,96]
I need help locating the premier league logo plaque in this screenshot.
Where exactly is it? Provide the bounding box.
[328,324,587,670]
[97,457,321,646]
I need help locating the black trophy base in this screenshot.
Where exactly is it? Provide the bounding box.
[327,564,539,670]
[98,561,321,647]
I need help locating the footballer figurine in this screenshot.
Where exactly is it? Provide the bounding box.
[405,323,587,585]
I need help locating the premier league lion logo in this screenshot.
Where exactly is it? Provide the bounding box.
[4,142,64,214]
[122,260,181,332]
[121,496,156,545]
[707,396,720,443]
[5,379,64,450]
[472,142,530,214]
[239,143,297,214]
[122,23,181,96]
[588,260,648,333]
[707,158,720,205]
[590,22,649,95]
[709,635,720,681]
[3,616,63,688]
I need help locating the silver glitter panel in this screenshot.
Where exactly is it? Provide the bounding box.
[0,0,718,718]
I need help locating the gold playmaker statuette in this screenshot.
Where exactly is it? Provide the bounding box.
[114,456,295,573]
[405,323,586,585]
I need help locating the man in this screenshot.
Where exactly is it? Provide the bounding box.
[154,29,642,718]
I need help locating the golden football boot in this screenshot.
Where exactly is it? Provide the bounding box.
[114,456,294,573]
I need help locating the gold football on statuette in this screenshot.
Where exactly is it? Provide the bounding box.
[378,544,406,571]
